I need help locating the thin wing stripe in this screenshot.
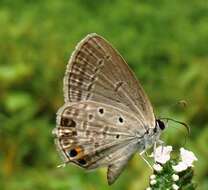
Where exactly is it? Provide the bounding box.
[99,72,146,122]
[63,33,155,128]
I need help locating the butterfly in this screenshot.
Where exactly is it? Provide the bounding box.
[52,33,166,185]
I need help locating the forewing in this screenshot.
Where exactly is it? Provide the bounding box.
[64,33,155,128]
[53,101,145,170]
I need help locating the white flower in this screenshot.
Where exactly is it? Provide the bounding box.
[146,187,152,190]
[172,162,187,172]
[172,184,179,190]
[153,163,163,172]
[150,174,156,180]
[172,148,197,172]
[150,179,157,185]
[180,148,197,167]
[172,174,179,181]
[153,145,172,164]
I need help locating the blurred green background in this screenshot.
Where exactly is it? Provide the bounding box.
[0,0,208,189]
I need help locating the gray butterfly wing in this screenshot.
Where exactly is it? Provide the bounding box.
[53,101,146,169]
[107,143,136,185]
[63,33,155,129]
[55,34,156,185]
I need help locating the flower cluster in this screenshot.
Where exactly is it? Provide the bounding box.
[146,146,197,190]
[172,148,197,172]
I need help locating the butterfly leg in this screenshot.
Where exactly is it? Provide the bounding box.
[158,140,165,155]
[139,151,153,170]
[153,140,165,157]
[157,139,165,146]
[145,151,152,158]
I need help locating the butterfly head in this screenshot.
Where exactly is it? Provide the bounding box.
[153,119,166,134]
[157,119,166,130]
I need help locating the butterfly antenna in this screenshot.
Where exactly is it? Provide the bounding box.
[159,117,190,135]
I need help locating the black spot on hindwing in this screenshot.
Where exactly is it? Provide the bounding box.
[68,149,78,157]
[61,118,76,128]
[78,158,87,165]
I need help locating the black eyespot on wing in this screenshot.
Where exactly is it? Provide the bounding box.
[116,134,120,139]
[98,108,104,114]
[61,117,69,126]
[68,149,78,157]
[88,114,93,120]
[61,118,76,127]
[78,158,86,165]
[72,131,77,136]
[69,119,76,128]
[118,117,124,123]
[153,127,157,133]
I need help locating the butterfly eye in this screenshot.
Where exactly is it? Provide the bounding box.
[157,119,165,130]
